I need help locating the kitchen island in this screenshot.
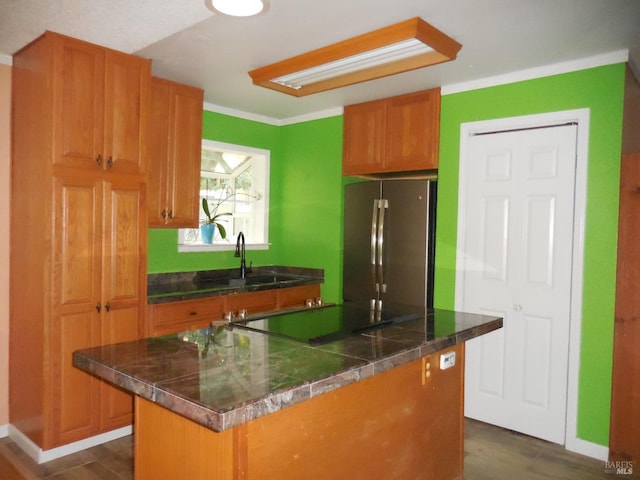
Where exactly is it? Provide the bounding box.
[73,306,501,479]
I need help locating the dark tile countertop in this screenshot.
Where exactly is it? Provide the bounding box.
[147,266,324,304]
[73,305,502,433]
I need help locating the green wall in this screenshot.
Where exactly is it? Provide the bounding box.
[435,63,625,447]
[276,117,345,303]
[147,110,345,303]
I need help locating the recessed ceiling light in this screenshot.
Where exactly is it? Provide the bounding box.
[209,0,264,17]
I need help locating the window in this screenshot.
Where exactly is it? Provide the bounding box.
[178,140,270,252]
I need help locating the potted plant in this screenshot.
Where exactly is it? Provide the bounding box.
[200,197,231,244]
[200,191,262,244]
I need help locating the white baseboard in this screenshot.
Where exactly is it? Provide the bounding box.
[8,424,132,464]
[0,423,8,438]
[566,436,609,461]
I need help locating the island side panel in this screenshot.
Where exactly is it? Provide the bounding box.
[246,343,464,480]
[134,397,237,479]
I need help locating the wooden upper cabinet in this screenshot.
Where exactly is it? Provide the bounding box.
[52,33,150,175]
[148,77,203,227]
[342,88,441,175]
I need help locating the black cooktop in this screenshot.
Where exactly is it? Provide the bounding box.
[231,303,431,345]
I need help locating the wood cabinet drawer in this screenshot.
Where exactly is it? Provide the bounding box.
[278,285,321,309]
[149,297,226,335]
[227,290,278,314]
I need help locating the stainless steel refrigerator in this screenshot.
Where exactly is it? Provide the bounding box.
[343,179,437,320]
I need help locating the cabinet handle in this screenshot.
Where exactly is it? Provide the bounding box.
[96,154,103,167]
[107,156,113,168]
[96,303,101,313]
[105,302,111,312]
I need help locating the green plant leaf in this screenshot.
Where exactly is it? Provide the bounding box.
[217,223,227,239]
[202,198,211,220]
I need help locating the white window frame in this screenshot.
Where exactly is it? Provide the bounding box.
[178,140,270,252]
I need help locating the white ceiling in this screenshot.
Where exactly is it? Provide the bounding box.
[1,0,640,121]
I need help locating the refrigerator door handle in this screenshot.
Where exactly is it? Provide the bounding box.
[370,199,379,296]
[378,199,388,294]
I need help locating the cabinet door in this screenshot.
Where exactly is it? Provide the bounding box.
[147,78,171,226]
[386,89,440,172]
[52,36,105,171]
[51,175,103,446]
[342,99,386,175]
[100,177,146,429]
[148,77,203,227]
[167,83,203,227]
[103,50,150,175]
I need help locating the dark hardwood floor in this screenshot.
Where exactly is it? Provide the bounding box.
[0,419,631,479]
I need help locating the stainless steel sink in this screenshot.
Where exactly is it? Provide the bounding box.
[199,273,302,289]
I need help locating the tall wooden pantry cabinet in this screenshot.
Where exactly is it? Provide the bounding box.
[10,31,149,451]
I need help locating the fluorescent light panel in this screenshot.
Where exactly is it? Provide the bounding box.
[249,17,462,97]
[272,39,434,90]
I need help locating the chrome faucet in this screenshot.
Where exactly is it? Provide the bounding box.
[235,232,247,279]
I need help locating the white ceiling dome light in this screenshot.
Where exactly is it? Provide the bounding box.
[209,0,264,17]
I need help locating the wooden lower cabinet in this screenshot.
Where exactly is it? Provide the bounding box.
[148,296,227,336]
[147,284,321,337]
[277,284,321,309]
[226,290,278,316]
[54,174,145,445]
[135,344,465,480]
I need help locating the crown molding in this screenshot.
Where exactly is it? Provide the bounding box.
[203,101,342,126]
[441,49,629,95]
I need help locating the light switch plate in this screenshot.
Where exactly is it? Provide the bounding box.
[440,351,456,370]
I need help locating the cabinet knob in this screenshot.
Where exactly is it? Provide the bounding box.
[189,311,198,316]
[105,302,111,312]
[107,156,113,168]
[161,209,167,219]
[96,154,103,166]
[167,210,173,219]
[96,303,101,313]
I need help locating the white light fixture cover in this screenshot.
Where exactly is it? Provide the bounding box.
[272,39,434,90]
[210,0,264,17]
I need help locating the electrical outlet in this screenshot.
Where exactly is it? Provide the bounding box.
[422,357,432,385]
[440,351,456,370]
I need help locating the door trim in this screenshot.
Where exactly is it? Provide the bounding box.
[455,109,606,460]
